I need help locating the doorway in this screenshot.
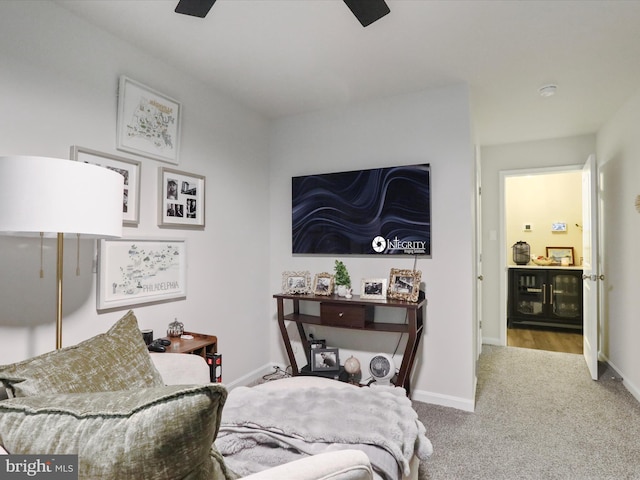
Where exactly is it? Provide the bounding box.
[502,166,584,355]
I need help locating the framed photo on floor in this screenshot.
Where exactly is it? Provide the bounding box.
[71,145,141,226]
[159,167,205,229]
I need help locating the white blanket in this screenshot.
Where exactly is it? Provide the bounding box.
[215,385,433,479]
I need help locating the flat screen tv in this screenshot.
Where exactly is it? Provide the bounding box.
[292,164,430,255]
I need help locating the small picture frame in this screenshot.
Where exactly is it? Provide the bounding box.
[282,271,311,294]
[313,272,334,296]
[546,247,575,266]
[311,348,340,372]
[361,278,387,299]
[551,222,567,232]
[310,339,326,350]
[387,268,422,302]
[116,76,182,164]
[159,167,205,229]
[71,145,141,226]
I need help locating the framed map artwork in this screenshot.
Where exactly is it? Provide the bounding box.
[97,238,187,311]
[116,76,182,164]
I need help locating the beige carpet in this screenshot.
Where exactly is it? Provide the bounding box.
[413,345,640,479]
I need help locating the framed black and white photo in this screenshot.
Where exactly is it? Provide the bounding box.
[116,76,182,164]
[71,145,141,226]
[311,348,340,372]
[313,272,334,296]
[97,238,187,311]
[387,268,422,302]
[361,277,387,299]
[159,167,205,229]
[282,271,311,295]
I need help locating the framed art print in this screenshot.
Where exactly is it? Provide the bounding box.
[312,272,334,296]
[361,278,387,299]
[97,238,187,311]
[159,167,205,229]
[71,145,141,226]
[116,76,182,164]
[387,268,422,302]
[282,271,311,295]
[310,348,340,372]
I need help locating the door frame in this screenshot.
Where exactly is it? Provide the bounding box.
[498,164,584,347]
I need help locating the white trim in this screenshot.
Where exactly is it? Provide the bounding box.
[411,388,475,412]
[225,362,289,390]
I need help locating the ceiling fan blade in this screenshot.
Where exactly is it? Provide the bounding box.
[343,0,390,27]
[175,0,217,18]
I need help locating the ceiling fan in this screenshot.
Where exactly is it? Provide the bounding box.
[175,0,390,27]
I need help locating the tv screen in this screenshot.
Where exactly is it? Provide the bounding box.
[292,164,430,255]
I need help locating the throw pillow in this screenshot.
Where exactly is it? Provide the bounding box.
[0,384,237,480]
[0,310,164,398]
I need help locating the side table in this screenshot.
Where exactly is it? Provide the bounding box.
[162,332,220,382]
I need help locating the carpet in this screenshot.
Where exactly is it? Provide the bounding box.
[414,345,640,479]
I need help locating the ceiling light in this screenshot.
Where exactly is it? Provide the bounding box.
[538,84,558,97]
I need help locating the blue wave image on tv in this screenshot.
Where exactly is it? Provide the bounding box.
[292,164,430,255]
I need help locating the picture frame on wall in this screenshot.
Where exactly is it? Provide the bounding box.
[97,238,187,311]
[312,272,334,296]
[159,167,205,229]
[282,271,311,295]
[70,145,141,226]
[361,277,387,299]
[116,76,182,165]
[310,348,340,372]
[387,268,422,302]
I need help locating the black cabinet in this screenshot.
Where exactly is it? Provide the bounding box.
[508,268,583,331]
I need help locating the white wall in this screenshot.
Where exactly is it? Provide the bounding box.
[480,135,596,344]
[597,86,640,402]
[269,85,477,410]
[0,1,272,384]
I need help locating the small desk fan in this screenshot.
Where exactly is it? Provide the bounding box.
[369,354,395,386]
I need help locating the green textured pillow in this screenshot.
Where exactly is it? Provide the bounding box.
[0,384,237,480]
[0,310,164,398]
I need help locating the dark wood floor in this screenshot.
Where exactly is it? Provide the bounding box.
[507,327,583,354]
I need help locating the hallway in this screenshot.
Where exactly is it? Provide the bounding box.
[507,327,582,354]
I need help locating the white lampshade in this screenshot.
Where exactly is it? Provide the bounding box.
[0,156,123,238]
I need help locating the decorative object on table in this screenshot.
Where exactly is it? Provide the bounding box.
[0,156,123,349]
[344,288,353,299]
[361,277,387,299]
[387,268,422,302]
[344,355,361,384]
[369,353,395,386]
[141,329,154,345]
[512,241,530,265]
[167,318,184,337]
[281,271,311,294]
[531,256,553,266]
[71,145,142,227]
[158,167,205,229]
[312,272,334,296]
[333,260,351,297]
[97,238,187,310]
[310,348,340,372]
[546,246,575,266]
[116,75,182,165]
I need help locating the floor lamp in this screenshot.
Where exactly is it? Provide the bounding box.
[0,156,123,350]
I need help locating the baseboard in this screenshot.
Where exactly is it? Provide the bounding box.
[224,362,287,390]
[482,337,501,346]
[601,357,640,405]
[411,387,475,412]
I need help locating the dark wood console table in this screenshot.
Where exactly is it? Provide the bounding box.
[274,293,426,395]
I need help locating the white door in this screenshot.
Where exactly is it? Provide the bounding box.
[582,154,599,380]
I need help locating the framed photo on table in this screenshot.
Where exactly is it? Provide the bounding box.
[159,167,205,229]
[311,348,340,372]
[361,278,387,299]
[70,145,141,226]
[116,76,182,164]
[97,238,187,311]
[313,272,334,296]
[387,268,422,302]
[282,271,311,295]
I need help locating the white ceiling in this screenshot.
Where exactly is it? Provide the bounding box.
[54,0,640,146]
